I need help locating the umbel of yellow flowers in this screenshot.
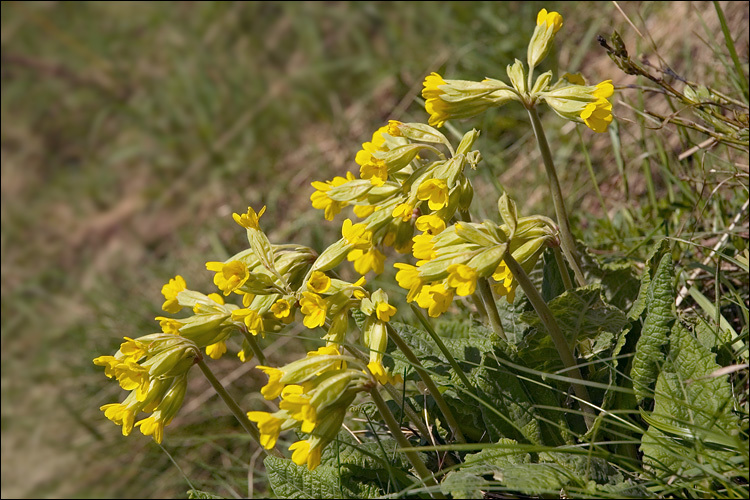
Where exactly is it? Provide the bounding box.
[422,8,614,133]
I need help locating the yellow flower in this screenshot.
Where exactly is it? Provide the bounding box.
[206,340,227,360]
[289,440,322,471]
[232,205,266,230]
[423,72,451,127]
[135,414,167,444]
[310,172,355,220]
[446,264,478,296]
[392,202,414,222]
[247,411,285,449]
[299,292,328,329]
[536,8,563,32]
[347,247,386,275]
[387,120,403,137]
[580,99,613,133]
[352,204,376,218]
[416,283,454,317]
[412,233,436,262]
[205,260,250,296]
[307,271,331,294]
[118,337,149,362]
[100,399,141,436]
[492,261,517,303]
[341,218,372,248]
[394,263,424,302]
[417,178,449,211]
[257,365,285,399]
[161,275,186,313]
[355,125,389,166]
[270,299,292,319]
[375,302,397,322]
[155,316,183,335]
[360,159,388,186]
[232,308,264,335]
[279,391,316,433]
[415,213,446,235]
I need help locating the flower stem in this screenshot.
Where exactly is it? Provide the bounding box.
[410,304,476,390]
[369,387,445,498]
[502,253,595,428]
[552,245,574,291]
[526,107,586,287]
[196,358,283,457]
[477,278,508,341]
[386,323,466,443]
[238,326,267,365]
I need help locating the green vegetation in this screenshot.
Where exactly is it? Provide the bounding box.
[2,2,747,498]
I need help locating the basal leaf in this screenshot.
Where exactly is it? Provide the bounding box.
[641,323,741,478]
[264,456,341,499]
[632,253,674,404]
[518,285,627,372]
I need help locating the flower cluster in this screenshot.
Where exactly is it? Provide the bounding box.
[421,9,615,133]
[248,346,375,470]
[396,209,556,317]
[93,334,201,443]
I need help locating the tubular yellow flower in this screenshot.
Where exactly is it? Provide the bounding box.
[155,316,182,335]
[247,411,285,449]
[360,159,388,186]
[289,440,322,471]
[417,178,449,211]
[299,292,328,329]
[100,399,141,436]
[446,264,478,296]
[206,340,227,360]
[416,283,454,317]
[205,260,250,296]
[310,172,356,220]
[415,213,446,235]
[279,392,316,433]
[118,337,148,362]
[347,247,386,275]
[412,233,436,262]
[341,218,372,248]
[528,8,564,68]
[536,8,563,31]
[232,205,266,230]
[394,263,424,302]
[307,271,331,294]
[392,202,414,222]
[270,298,292,319]
[580,99,613,133]
[423,72,451,127]
[375,302,397,322]
[387,120,403,137]
[492,260,520,303]
[232,308,264,335]
[352,204,376,218]
[257,365,285,399]
[161,275,187,313]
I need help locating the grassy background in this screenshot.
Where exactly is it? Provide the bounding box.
[2,1,747,498]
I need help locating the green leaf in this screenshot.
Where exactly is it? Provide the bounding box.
[264,456,342,499]
[640,323,741,477]
[518,285,627,372]
[629,238,670,320]
[632,253,674,404]
[440,471,489,499]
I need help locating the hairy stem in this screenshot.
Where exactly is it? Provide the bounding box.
[526,107,586,286]
[386,323,466,443]
[369,388,444,498]
[503,253,595,428]
[196,359,283,457]
[477,278,508,341]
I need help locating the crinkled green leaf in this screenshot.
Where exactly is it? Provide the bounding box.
[518,285,627,372]
[641,323,741,477]
[265,454,385,499]
[632,253,674,404]
[577,242,641,312]
[440,470,489,499]
[629,238,670,320]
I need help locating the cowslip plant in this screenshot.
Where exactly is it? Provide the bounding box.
[93,7,747,499]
